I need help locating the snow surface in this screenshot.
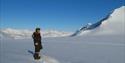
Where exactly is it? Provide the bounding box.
[0,6,125,63]
[94,6,125,35]
[0,34,125,63]
[72,6,125,36]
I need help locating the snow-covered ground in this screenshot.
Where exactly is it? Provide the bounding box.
[0,34,125,63]
[0,6,125,63]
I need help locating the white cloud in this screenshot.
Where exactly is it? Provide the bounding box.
[0,28,72,39]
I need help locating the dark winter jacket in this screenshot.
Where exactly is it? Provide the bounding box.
[32,32,42,51]
[32,32,41,41]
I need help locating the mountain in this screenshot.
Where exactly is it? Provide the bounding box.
[0,6,124,39]
[71,6,125,36]
[0,28,71,39]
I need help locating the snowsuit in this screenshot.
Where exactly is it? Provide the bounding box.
[32,32,43,52]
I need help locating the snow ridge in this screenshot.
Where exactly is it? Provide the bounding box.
[71,6,125,36]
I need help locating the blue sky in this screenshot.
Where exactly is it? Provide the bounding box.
[1,0,124,31]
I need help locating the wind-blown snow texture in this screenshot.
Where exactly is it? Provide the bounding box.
[0,6,125,63]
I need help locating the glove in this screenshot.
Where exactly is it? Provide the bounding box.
[35,43,38,45]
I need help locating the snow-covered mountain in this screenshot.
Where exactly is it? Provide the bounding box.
[71,6,125,36]
[0,28,72,39]
[0,6,124,39]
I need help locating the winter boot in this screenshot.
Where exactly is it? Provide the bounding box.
[34,52,41,60]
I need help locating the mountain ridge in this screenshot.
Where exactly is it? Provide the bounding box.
[71,6,125,36]
[0,6,124,39]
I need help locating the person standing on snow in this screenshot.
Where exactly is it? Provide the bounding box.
[32,28,43,60]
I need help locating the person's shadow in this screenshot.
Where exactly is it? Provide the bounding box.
[28,50,34,55]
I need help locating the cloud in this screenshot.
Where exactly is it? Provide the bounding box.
[0,28,72,39]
